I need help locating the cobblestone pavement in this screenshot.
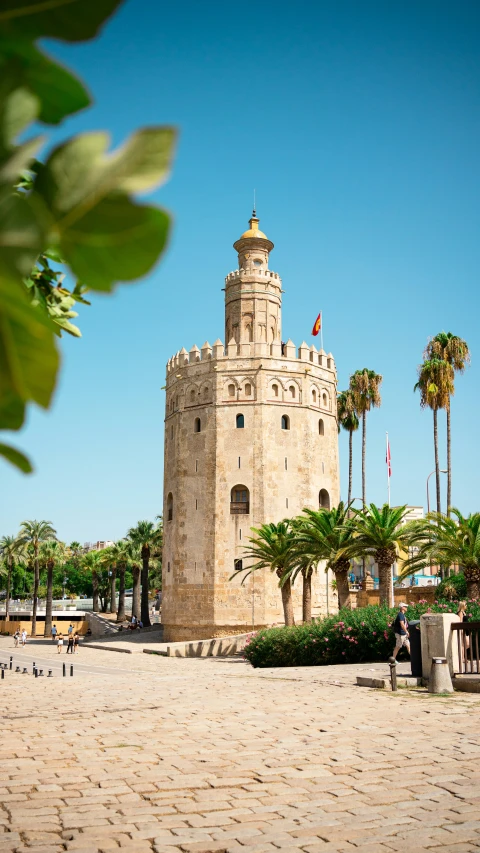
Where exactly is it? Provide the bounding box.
[1,637,480,853]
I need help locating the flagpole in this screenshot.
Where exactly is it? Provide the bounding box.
[386,431,391,507]
[320,315,324,352]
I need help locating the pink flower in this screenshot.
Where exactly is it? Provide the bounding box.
[313,639,316,643]
[342,651,346,655]
[372,631,377,635]
[361,621,365,626]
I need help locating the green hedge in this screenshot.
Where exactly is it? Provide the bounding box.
[243,599,480,668]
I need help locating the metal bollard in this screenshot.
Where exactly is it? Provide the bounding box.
[63,663,66,677]
[34,668,38,678]
[1,669,4,680]
[38,669,43,677]
[15,666,20,673]
[47,670,53,677]
[22,668,28,674]
[388,657,397,692]
[9,656,12,670]
[70,665,73,677]
[32,661,35,673]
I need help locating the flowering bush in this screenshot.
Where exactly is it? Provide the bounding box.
[243,599,480,668]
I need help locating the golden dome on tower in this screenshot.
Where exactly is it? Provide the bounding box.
[239,211,268,240]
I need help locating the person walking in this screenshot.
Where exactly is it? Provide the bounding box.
[73,633,79,654]
[51,624,57,642]
[391,603,410,660]
[21,629,27,647]
[66,633,74,654]
[57,633,64,654]
[13,629,20,648]
[67,624,74,636]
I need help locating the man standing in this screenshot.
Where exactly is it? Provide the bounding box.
[51,624,57,642]
[392,603,410,660]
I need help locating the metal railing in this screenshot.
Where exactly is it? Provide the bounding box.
[451,621,480,675]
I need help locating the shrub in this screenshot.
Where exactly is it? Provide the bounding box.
[244,600,480,668]
[437,574,467,600]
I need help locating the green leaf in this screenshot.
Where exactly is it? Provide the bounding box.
[0,441,33,473]
[33,128,175,290]
[35,128,176,217]
[0,189,47,280]
[1,86,38,144]
[61,196,170,291]
[0,41,90,124]
[0,137,43,186]
[0,0,124,42]
[0,277,59,430]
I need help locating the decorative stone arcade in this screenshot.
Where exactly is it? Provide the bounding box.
[162,213,340,642]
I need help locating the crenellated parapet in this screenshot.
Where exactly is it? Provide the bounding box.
[225,268,281,283]
[166,340,336,377]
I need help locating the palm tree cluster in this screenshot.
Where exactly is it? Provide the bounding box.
[0,518,163,636]
[233,502,480,626]
[337,369,382,507]
[415,332,469,516]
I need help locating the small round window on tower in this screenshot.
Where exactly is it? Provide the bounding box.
[253,259,262,267]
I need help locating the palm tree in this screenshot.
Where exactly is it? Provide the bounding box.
[415,358,453,514]
[337,390,359,506]
[107,540,131,622]
[350,504,413,606]
[82,551,101,612]
[292,503,356,610]
[69,541,83,568]
[234,521,297,626]
[398,508,480,599]
[127,520,161,627]
[425,333,470,515]
[40,540,65,637]
[349,369,382,506]
[0,536,24,621]
[129,546,142,621]
[18,520,57,636]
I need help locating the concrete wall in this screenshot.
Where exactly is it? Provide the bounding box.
[0,619,88,636]
[354,585,437,609]
[420,613,460,679]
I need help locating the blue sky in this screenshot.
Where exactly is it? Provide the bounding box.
[2,0,479,543]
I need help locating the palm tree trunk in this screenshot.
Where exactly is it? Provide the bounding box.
[280,575,295,627]
[5,557,12,622]
[446,403,451,517]
[434,408,441,514]
[132,565,141,619]
[44,561,53,637]
[378,561,393,607]
[335,570,351,610]
[302,569,312,623]
[92,571,99,613]
[465,576,480,600]
[117,563,126,622]
[362,411,366,506]
[31,550,39,637]
[110,567,117,614]
[348,429,353,505]
[141,551,151,627]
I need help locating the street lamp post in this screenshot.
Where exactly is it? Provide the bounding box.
[426,469,447,514]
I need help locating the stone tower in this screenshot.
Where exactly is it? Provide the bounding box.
[162,213,340,642]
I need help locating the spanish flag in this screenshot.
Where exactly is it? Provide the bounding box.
[311,312,322,337]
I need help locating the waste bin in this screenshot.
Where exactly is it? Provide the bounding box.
[408,619,422,677]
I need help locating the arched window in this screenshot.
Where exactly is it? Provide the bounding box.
[319,489,330,509]
[203,385,209,398]
[244,383,251,396]
[194,417,201,433]
[167,492,173,521]
[327,358,332,369]
[231,485,250,514]
[312,389,317,404]
[190,389,196,403]
[228,383,235,397]
[319,419,324,436]
[289,385,296,399]
[322,392,328,407]
[281,414,290,430]
[234,558,243,571]
[236,413,244,429]
[272,383,279,397]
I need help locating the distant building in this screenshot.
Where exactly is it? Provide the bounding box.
[83,541,114,553]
